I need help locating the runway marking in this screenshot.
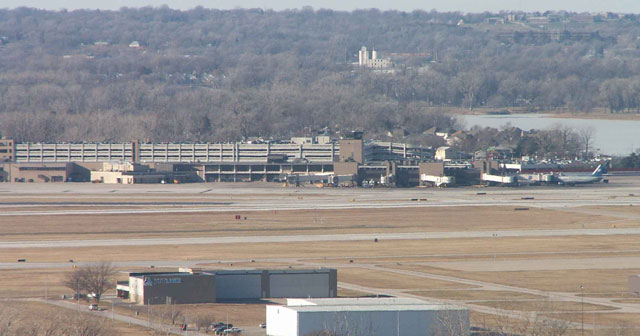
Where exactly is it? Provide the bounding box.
[2,198,640,216]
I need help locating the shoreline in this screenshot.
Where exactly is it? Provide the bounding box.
[447,108,640,121]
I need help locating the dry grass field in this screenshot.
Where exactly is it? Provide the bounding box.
[0,205,619,241]
[0,301,154,335]
[2,182,640,335]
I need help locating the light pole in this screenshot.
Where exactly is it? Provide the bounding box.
[580,285,584,336]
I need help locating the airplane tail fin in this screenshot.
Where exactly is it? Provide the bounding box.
[592,161,609,176]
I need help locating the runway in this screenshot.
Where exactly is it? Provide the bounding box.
[2,227,639,249]
[1,178,640,216]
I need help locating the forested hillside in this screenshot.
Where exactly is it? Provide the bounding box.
[1,7,640,142]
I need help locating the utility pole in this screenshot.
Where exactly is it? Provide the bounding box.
[581,285,584,336]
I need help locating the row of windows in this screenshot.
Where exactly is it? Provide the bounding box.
[18,167,67,171]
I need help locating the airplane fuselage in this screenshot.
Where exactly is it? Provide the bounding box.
[555,174,603,185]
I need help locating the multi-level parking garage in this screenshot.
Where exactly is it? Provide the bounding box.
[12,139,432,165]
[15,143,135,163]
[137,142,338,163]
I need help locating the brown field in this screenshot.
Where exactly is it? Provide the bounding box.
[470,311,639,336]
[0,206,617,241]
[3,183,640,334]
[338,267,477,290]
[388,264,640,293]
[0,268,69,298]
[0,301,153,336]
[544,312,640,327]
[472,300,617,312]
[4,234,640,264]
[588,205,640,214]
[409,290,544,301]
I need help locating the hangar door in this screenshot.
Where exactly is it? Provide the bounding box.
[269,273,329,298]
[215,273,262,300]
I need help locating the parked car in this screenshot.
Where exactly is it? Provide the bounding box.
[259,323,266,328]
[88,303,99,311]
[224,327,243,334]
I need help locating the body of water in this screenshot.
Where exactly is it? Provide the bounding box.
[460,114,640,156]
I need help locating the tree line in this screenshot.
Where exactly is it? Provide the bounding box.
[2,8,640,144]
[452,124,596,159]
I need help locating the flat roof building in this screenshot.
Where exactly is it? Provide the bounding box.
[129,271,216,305]
[124,268,337,305]
[0,138,14,162]
[266,298,469,336]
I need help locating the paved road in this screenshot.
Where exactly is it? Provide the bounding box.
[419,255,640,272]
[2,227,638,249]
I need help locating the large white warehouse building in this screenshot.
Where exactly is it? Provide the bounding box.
[266,298,469,336]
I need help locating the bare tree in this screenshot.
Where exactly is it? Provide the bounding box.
[63,262,117,303]
[307,312,374,336]
[61,311,115,336]
[197,314,216,332]
[432,310,470,336]
[0,303,114,336]
[578,127,596,158]
[478,300,569,336]
[156,305,184,326]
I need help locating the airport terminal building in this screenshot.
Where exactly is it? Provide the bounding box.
[1,133,481,187]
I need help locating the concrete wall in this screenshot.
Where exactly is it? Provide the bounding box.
[333,162,358,176]
[339,140,363,163]
[473,160,500,175]
[2,162,95,183]
[419,162,445,176]
[266,307,469,336]
[129,277,145,305]
[266,305,299,336]
[131,273,216,305]
[91,171,130,184]
[6,163,70,182]
[0,138,14,162]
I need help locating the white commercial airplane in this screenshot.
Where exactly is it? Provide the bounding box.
[554,161,609,185]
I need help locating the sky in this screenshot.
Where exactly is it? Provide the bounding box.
[2,0,640,13]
